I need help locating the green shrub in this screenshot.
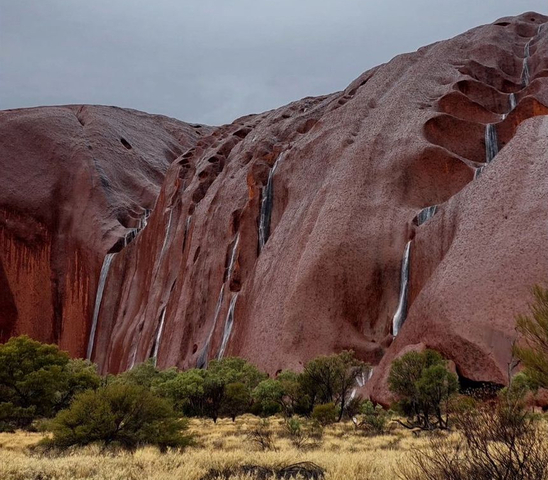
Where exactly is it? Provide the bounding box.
[311,403,338,426]
[358,400,389,434]
[300,351,368,421]
[282,416,323,449]
[0,336,100,429]
[154,369,206,416]
[222,382,251,421]
[46,383,190,450]
[388,349,457,430]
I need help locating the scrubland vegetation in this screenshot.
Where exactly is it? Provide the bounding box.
[1,285,548,479]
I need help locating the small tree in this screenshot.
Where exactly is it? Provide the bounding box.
[277,370,311,415]
[46,383,190,450]
[155,369,206,416]
[300,351,368,421]
[253,379,284,415]
[388,349,457,430]
[55,359,102,411]
[513,285,548,389]
[253,371,309,417]
[0,336,100,429]
[202,357,266,422]
[222,382,250,421]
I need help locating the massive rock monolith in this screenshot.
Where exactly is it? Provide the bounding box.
[2,13,548,404]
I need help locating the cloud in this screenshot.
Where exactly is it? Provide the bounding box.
[1,0,546,124]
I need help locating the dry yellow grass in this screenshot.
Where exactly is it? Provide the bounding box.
[0,416,442,480]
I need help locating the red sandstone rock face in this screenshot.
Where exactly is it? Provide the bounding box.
[4,13,548,405]
[0,105,209,356]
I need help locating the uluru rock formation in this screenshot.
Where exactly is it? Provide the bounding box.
[2,12,548,404]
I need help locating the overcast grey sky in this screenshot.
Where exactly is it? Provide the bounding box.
[1,1,546,125]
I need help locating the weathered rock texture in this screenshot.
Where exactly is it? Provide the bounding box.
[3,13,548,404]
[0,105,209,357]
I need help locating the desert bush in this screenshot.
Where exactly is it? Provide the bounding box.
[202,357,266,422]
[388,349,457,430]
[253,379,285,414]
[283,416,323,449]
[401,394,548,480]
[45,383,190,450]
[355,400,390,435]
[247,418,277,451]
[311,403,338,426]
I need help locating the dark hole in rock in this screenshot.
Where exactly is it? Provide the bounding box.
[458,374,503,400]
[120,138,132,150]
[192,344,198,354]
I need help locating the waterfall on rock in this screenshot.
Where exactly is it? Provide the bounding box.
[416,205,437,225]
[127,209,176,369]
[86,253,116,359]
[476,123,499,178]
[226,234,240,281]
[509,93,517,112]
[217,293,239,359]
[258,153,283,251]
[151,307,167,365]
[196,231,241,366]
[159,210,173,259]
[197,284,226,368]
[349,368,374,400]
[485,124,499,164]
[392,241,411,337]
